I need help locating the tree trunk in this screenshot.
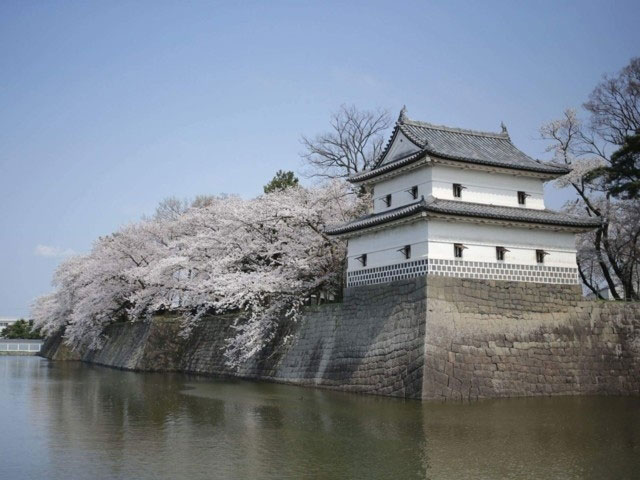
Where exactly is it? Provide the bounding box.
[594,228,622,299]
[578,261,604,299]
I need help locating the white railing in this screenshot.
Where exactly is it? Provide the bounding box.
[0,340,43,353]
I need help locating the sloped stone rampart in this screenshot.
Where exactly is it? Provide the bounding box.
[40,276,640,400]
[265,278,427,397]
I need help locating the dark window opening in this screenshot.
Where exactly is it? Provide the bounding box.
[383,194,392,207]
[536,250,547,264]
[407,186,419,199]
[496,246,508,261]
[398,245,411,259]
[454,243,465,258]
[453,183,464,198]
[357,254,367,267]
[518,191,529,205]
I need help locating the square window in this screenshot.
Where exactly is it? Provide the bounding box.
[518,191,528,205]
[399,245,411,259]
[384,194,392,207]
[454,243,464,258]
[536,250,546,264]
[496,246,507,261]
[453,183,463,198]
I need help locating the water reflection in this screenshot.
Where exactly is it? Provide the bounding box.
[1,356,639,479]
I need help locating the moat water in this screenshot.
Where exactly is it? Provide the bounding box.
[1,356,639,480]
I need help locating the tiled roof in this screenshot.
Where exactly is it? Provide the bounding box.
[326,201,428,235]
[325,198,600,235]
[349,108,569,183]
[425,199,601,228]
[349,150,429,182]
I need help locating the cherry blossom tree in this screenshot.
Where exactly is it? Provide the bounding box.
[131,181,363,366]
[32,181,364,367]
[33,220,172,350]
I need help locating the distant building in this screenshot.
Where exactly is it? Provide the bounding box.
[0,317,18,334]
[326,108,600,287]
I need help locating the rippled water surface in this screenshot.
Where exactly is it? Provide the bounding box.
[1,356,639,479]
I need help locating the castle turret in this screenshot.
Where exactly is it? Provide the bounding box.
[327,108,599,287]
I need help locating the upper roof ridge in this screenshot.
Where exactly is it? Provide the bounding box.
[367,107,569,178]
[402,118,510,140]
[398,105,408,123]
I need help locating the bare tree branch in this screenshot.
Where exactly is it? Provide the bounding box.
[584,57,640,145]
[300,104,391,179]
[541,58,640,300]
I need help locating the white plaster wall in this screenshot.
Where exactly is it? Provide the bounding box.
[427,220,577,267]
[429,165,546,209]
[379,131,420,166]
[348,221,428,270]
[372,164,546,213]
[372,168,430,213]
[346,219,578,272]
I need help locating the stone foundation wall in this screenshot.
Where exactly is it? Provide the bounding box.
[83,317,188,371]
[265,278,426,397]
[41,279,427,398]
[40,276,640,400]
[423,277,640,400]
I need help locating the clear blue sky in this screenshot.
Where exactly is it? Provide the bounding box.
[1,1,638,317]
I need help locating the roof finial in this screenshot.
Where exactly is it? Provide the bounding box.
[398,105,408,123]
[500,121,509,135]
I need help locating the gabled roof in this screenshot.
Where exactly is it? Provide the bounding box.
[325,197,600,236]
[348,108,569,183]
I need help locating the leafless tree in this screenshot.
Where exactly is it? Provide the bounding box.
[191,195,217,209]
[584,57,640,145]
[153,197,189,221]
[541,58,640,300]
[300,105,391,179]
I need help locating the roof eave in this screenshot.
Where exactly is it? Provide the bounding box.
[348,153,568,184]
[326,211,427,238]
[326,206,599,237]
[428,152,570,178]
[347,152,429,184]
[424,211,600,233]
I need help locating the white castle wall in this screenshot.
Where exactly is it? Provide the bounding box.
[372,168,430,213]
[427,220,577,267]
[429,166,545,209]
[347,222,428,270]
[346,219,579,286]
[372,164,546,213]
[348,220,577,271]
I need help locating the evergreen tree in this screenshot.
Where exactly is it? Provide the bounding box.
[591,134,640,199]
[263,170,299,193]
[2,319,43,339]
